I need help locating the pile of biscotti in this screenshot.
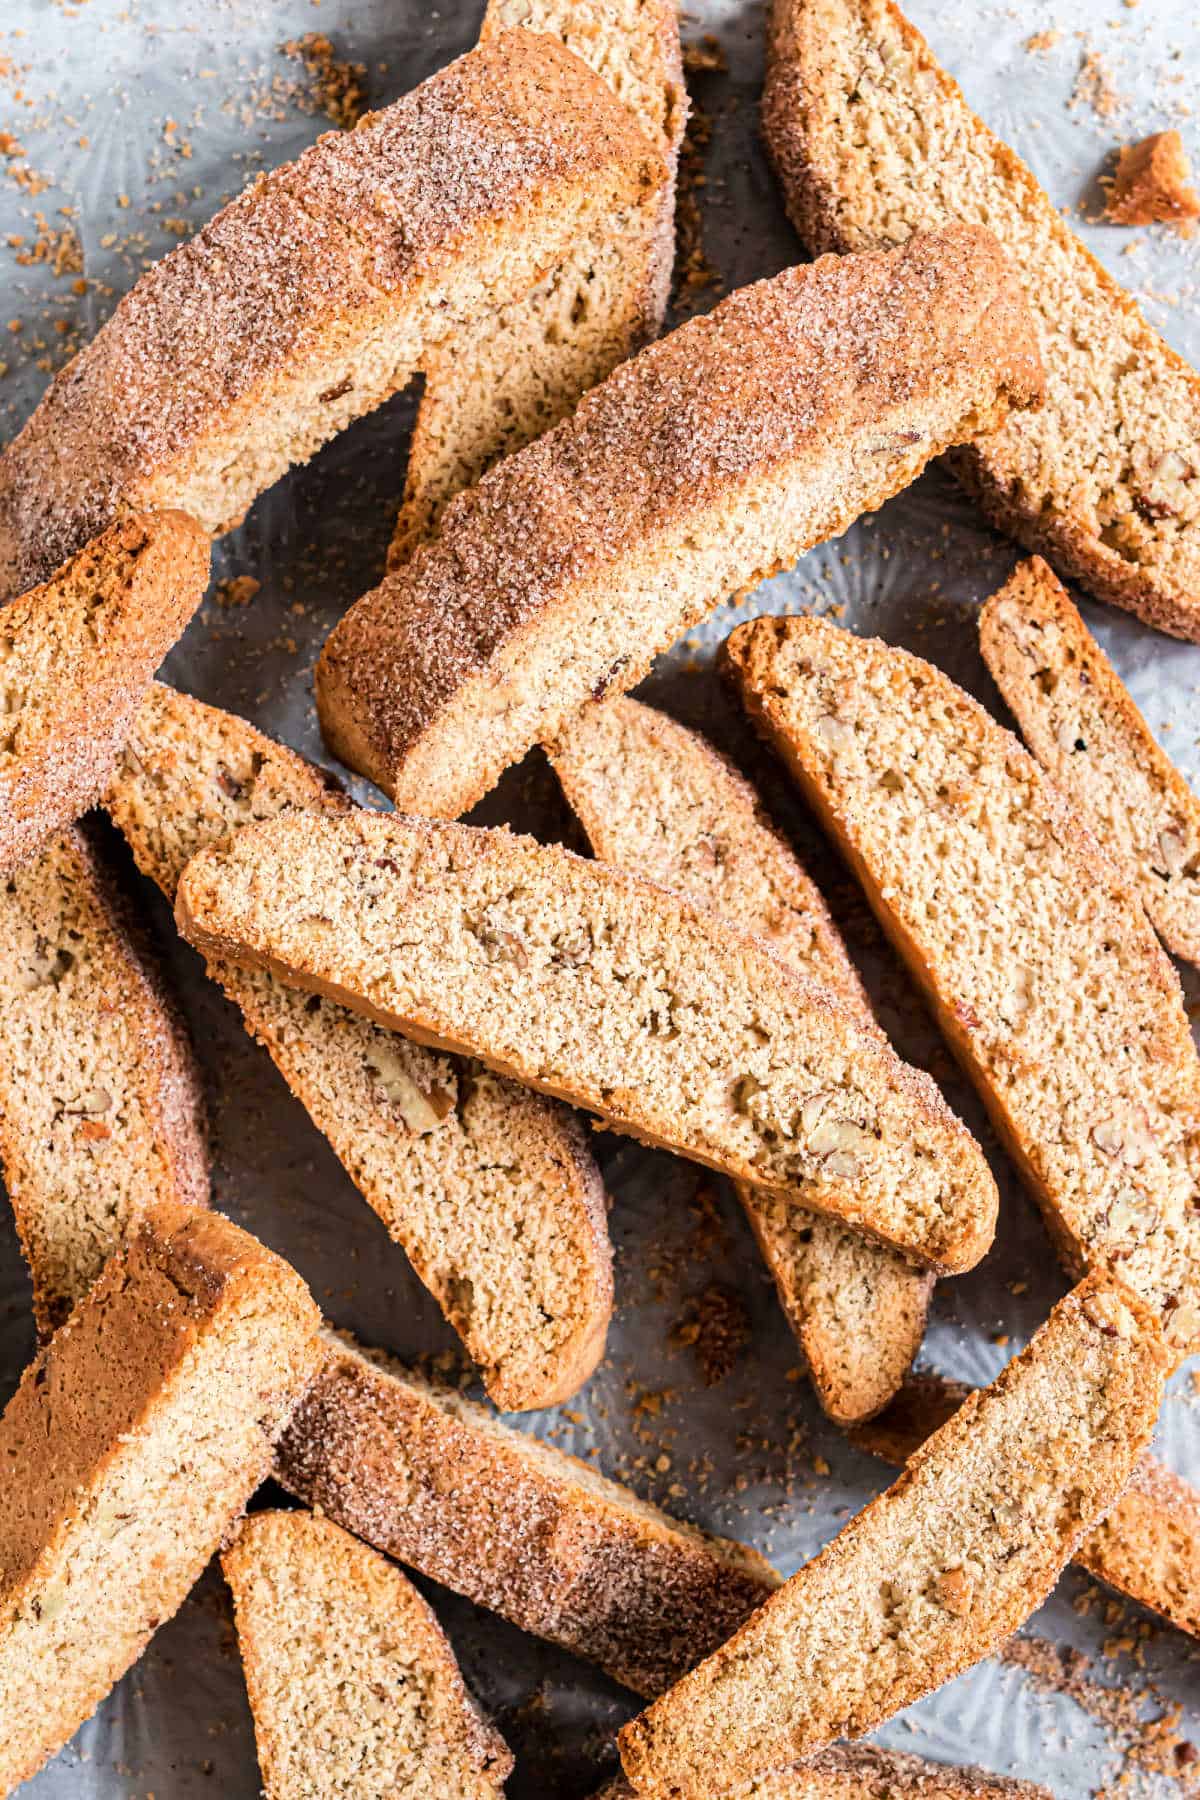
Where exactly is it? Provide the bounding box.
[0,0,1198,1795]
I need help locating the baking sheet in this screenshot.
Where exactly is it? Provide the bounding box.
[1,0,1198,1794]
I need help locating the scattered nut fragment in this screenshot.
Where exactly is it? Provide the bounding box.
[1104,130,1200,231]
[1082,1287,1136,1339]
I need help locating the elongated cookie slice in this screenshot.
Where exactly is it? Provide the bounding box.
[549,696,932,1424]
[0,34,665,595]
[617,1271,1167,1799]
[0,511,209,874]
[317,225,1042,818]
[980,557,1200,968]
[389,0,685,564]
[175,810,999,1273]
[852,1373,1200,1641]
[0,821,208,1334]
[274,1330,779,1697]
[223,1510,511,1800]
[107,683,612,1412]
[0,1201,323,1793]
[723,615,1200,1362]
[597,1747,1052,1800]
[763,0,1200,640]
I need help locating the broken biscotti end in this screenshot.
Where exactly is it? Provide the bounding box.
[0,1200,323,1794]
[616,1269,1166,1800]
[0,510,210,878]
[315,224,1042,819]
[173,809,998,1276]
[1105,130,1200,230]
[223,1509,512,1799]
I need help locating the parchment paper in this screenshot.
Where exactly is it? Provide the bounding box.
[0,0,1197,1794]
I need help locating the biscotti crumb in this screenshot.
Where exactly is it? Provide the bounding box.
[281,32,366,129]
[1105,130,1200,232]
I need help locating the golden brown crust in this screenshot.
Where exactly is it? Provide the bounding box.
[389,0,686,563]
[0,34,665,596]
[617,1272,1167,1798]
[106,682,613,1412]
[549,695,932,1424]
[0,1202,322,1791]
[174,809,999,1274]
[223,1509,512,1798]
[0,820,209,1335]
[763,0,1200,640]
[598,1744,1052,1799]
[853,1373,1200,1640]
[316,224,1043,816]
[979,556,1200,969]
[722,613,1200,1364]
[0,511,209,874]
[274,1331,780,1698]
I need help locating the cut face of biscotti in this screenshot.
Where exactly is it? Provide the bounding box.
[175,809,999,1274]
[106,683,612,1412]
[274,1330,780,1697]
[222,1510,511,1800]
[389,0,685,565]
[0,511,209,874]
[617,1271,1167,1799]
[980,556,1200,969]
[722,615,1200,1362]
[763,0,1200,640]
[597,1745,1052,1800]
[549,696,932,1425]
[0,1201,322,1794]
[0,821,208,1334]
[0,35,665,597]
[852,1373,1200,1642]
[316,225,1043,818]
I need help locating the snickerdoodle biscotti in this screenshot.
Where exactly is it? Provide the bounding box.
[723,615,1200,1362]
[980,556,1200,968]
[617,1272,1166,1799]
[107,682,612,1412]
[853,1373,1200,1641]
[0,1202,322,1794]
[598,1747,1052,1800]
[0,511,208,874]
[390,0,684,563]
[317,225,1043,818]
[175,809,999,1273]
[763,0,1200,639]
[549,696,932,1424]
[223,1509,512,1800]
[0,822,208,1333]
[275,1330,779,1697]
[0,34,664,596]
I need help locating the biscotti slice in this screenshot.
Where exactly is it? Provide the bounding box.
[0,1200,323,1794]
[763,0,1200,640]
[175,809,999,1273]
[597,1746,1052,1800]
[106,683,612,1412]
[274,1330,779,1697]
[389,0,685,564]
[549,696,932,1424]
[0,35,665,595]
[852,1373,1200,1641]
[222,1509,511,1799]
[0,511,209,873]
[979,557,1200,968]
[723,615,1200,1362]
[316,225,1042,818]
[617,1271,1167,1799]
[0,821,208,1334]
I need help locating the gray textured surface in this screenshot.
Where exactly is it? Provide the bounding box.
[0,0,1198,1794]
